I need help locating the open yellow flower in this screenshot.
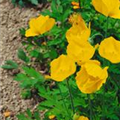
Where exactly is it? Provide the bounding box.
[71,1,80,9]
[67,14,90,43]
[50,54,76,81]
[76,60,108,94]
[92,0,120,19]
[66,14,94,64]
[66,25,90,43]
[67,41,95,63]
[25,15,55,37]
[99,36,120,63]
[78,116,89,120]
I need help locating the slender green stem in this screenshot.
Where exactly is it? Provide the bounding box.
[57,83,70,118]
[43,36,47,45]
[105,17,109,38]
[78,0,81,9]
[66,79,75,115]
[43,36,49,52]
[113,19,118,27]
[88,94,92,120]
[110,76,120,89]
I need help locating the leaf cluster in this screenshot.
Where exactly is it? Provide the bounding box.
[11,0,47,7]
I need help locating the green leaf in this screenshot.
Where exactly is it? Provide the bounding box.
[62,8,72,22]
[18,0,24,7]
[43,52,50,59]
[19,28,26,36]
[58,6,63,13]
[49,49,58,59]
[1,60,18,69]
[30,0,38,5]
[17,113,26,120]
[18,48,30,63]
[30,50,42,58]
[14,66,44,89]
[51,0,56,12]
[49,25,62,35]
[17,113,32,120]
[22,66,44,80]
[47,39,62,46]
[21,89,31,99]
[26,109,32,118]
[109,64,120,74]
[14,73,28,82]
[11,0,17,5]
[33,111,41,120]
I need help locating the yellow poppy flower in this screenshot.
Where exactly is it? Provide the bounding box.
[99,36,120,63]
[71,1,80,9]
[92,0,120,19]
[50,54,76,81]
[67,41,95,63]
[25,15,55,37]
[76,60,108,94]
[67,14,90,43]
[66,25,90,43]
[78,116,89,120]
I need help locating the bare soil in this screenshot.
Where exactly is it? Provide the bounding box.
[0,0,41,119]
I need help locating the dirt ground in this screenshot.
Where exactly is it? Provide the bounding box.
[0,0,41,119]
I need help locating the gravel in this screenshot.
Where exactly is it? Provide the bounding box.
[0,0,41,119]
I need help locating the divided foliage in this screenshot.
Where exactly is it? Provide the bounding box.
[1,0,120,120]
[11,0,47,7]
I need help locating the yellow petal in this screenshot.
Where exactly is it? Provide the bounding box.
[76,60,108,94]
[73,6,80,9]
[84,60,108,79]
[71,1,79,6]
[92,0,120,19]
[44,75,51,79]
[92,0,109,17]
[84,60,102,78]
[76,67,99,94]
[25,29,39,37]
[40,18,55,34]
[99,36,120,63]
[66,25,91,43]
[66,15,90,43]
[95,43,99,50]
[109,9,120,19]
[78,116,89,120]
[25,15,55,37]
[49,115,56,119]
[67,41,95,63]
[71,2,80,9]
[50,55,76,81]
[106,0,120,19]
[102,0,119,13]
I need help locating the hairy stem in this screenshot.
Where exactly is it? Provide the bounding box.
[57,82,70,118]
[105,17,109,38]
[88,94,92,120]
[66,79,75,115]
